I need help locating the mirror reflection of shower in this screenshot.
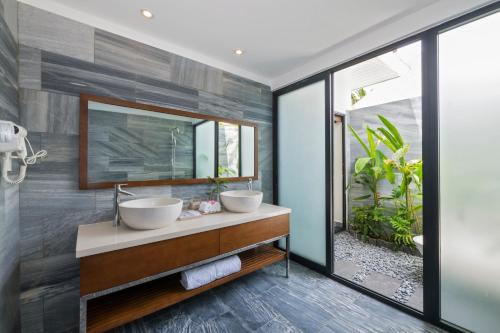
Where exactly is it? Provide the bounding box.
[171,127,180,179]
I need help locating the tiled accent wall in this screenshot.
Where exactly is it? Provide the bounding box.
[17,3,272,332]
[0,0,20,332]
[347,97,422,211]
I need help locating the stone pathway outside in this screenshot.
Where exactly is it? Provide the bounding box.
[334,231,423,311]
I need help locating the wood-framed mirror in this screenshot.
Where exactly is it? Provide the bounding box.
[79,94,258,189]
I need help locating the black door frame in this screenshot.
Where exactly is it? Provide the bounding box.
[273,2,500,332]
[332,113,347,232]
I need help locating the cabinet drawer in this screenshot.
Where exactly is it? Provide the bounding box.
[80,230,220,295]
[220,214,289,253]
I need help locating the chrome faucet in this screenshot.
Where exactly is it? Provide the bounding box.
[247,178,253,191]
[113,184,135,227]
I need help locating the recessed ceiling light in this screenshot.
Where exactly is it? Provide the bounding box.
[234,49,244,56]
[141,9,154,19]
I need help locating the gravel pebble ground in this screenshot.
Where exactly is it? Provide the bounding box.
[334,231,423,304]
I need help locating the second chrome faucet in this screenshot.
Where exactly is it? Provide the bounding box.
[113,184,135,227]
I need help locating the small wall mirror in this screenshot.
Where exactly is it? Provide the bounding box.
[80,94,258,189]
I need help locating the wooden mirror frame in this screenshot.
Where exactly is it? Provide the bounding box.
[79,94,258,189]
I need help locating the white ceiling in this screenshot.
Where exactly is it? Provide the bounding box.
[19,0,496,88]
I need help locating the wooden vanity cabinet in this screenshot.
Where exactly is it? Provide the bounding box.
[80,230,220,295]
[79,213,290,333]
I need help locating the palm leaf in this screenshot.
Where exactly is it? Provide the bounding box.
[353,194,371,201]
[377,127,401,150]
[355,157,371,173]
[348,125,370,156]
[366,126,376,157]
[369,128,397,152]
[378,115,404,147]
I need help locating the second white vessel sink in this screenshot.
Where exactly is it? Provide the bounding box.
[220,190,263,213]
[119,197,183,230]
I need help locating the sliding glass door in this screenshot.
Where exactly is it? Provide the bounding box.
[332,41,423,310]
[438,9,500,332]
[276,78,330,268]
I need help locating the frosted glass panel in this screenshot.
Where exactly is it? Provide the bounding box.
[278,81,326,265]
[241,125,255,177]
[439,11,500,332]
[195,121,215,178]
[218,122,239,177]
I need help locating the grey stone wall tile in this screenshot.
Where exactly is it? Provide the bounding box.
[0,14,18,123]
[244,103,273,124]
[0,0,18,43]
[42,209,109,257]
[135,75,199,111]
[95,29,171,82]
[20,254,79,292]
[171,55,223,95]
[0,14,17,87]
[20,297,44,333]
[41,51,137,100]
[0,264,20,333]
[20,89,49,132]
[48,92,79,135]
[20,178,95,221]
[21,295,44,333]
[43,278,80,333]
[259,124,273,172]
[19,45,41,90]
[199,91,245,120]
[0,76,18,121]
[20,213,43,261]
[222,71,262,104]
[19,3,94,62]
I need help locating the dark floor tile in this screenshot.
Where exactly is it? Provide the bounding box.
[192,311,248,333]
[101,262,442,333]
[213,281,278,330]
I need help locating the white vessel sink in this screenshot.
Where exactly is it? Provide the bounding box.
[119,197,183,230]
[220,190,263,213]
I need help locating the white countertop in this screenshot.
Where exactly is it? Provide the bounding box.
[76,203,291,258]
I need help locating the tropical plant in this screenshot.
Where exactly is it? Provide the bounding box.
[390,213,414,248]
[348,124,387,208]
[373,115,423,235]
[351,206,388,240]
[351,87,367,106]
[218,165,237,177]
[207,177,228,201]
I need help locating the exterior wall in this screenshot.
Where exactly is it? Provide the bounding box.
[17,3,273,332]
[0,0,20,332]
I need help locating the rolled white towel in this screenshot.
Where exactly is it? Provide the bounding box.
[214,255,241,279]
[179,255,242,290]
[180,261,217,290]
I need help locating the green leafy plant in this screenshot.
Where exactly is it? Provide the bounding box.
[372,115,423,235]
[348,124,387,208]
[390,213,414,248]
[207,177,228,201]
[351,87,367,106]
[218,165,237,177]
[351,206,388,240]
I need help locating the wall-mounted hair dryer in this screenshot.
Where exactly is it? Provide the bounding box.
[0,120,47,185]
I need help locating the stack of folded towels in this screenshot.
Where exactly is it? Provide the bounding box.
[180,255,241,290]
